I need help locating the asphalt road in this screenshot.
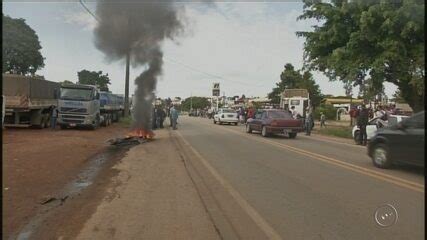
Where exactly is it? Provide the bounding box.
[175,116,424,240]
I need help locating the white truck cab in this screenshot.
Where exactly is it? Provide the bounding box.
[280,89,310,118]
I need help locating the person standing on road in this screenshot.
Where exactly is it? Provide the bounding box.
[305,107,313,136]
[357,105,369,145]
[320,112,326,128]
[158,108,166,128]
[152,107,158,129]
[170,105,179,130]
[50,105,58,130]
[247,107,255,120]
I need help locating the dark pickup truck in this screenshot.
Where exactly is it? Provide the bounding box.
[245,109,304,138]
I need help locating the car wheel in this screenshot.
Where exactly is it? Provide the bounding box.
[218,120,222,125]
[234,122,238,126]
[372,144,392,168]
[354,131,360,144]
[60,124,67,130]
[261,126,269,137]
[289,132,297,139]
[213,119,216,124]
[246,124,252,133]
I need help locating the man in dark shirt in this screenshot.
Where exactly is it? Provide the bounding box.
[357,105,369,145]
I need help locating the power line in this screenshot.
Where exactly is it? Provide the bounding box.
[163,57,265,87]
[79,0,99,22]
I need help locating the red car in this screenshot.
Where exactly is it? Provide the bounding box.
[245,109,304,138]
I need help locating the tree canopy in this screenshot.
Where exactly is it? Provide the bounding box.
[268,63,323,107]
[77,70,111,91]
[60,80,74,85]
[3,14,45,75]
[181,97,211,111]
[297,0,424,112]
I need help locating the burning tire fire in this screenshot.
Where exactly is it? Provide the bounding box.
[108,128,154,146]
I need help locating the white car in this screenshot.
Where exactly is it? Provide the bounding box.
[213,108,239,125]
[352,115,409,143]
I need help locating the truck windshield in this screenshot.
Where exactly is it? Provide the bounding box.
[60,88,93,101]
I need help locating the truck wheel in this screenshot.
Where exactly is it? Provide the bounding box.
[90,117,100,130]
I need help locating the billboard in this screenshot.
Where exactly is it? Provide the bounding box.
[212,82,220,96]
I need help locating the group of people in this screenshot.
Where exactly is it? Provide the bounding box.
[152,105,179,130]
[350,104,397,145]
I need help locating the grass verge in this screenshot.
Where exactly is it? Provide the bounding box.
[313,126,353,139]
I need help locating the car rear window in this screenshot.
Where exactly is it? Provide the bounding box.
[268,111,292,119]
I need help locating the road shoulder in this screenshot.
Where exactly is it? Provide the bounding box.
[75,129,220,240]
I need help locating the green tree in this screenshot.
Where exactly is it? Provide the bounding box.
[268,63,323,107]
[297,0,424,112]
[3,14,45,75]
[391,90,406,103]
[181,97,210,111]
[60,80,74,85]
[77,70,111,91]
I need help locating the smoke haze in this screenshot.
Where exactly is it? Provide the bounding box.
[94,0,184,130]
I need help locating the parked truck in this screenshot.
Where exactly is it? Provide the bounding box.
[99,91,124,126]
[57,83,123,129]
[2,74,60,128]
[280,89,310,118]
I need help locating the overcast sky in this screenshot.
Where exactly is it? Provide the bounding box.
[3,1,397,99]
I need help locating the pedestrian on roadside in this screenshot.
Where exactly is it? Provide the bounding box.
[159,108,166,128]
[357,105,369,145]
[152,107,157,129]
[170,105,179,130]
[247,107,255,119]
[305,107,313,136]
[320,112,326,128]
[50,105,58,130]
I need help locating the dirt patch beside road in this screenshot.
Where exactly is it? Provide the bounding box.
[2,124,129,239]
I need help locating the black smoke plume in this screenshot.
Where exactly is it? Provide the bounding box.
[94,0,184,130]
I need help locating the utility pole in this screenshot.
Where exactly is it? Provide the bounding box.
[124,52,130,117]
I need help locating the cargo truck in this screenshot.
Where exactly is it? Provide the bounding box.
[2,74,60,128]
[280,89,310,118]
[57,83,123,129]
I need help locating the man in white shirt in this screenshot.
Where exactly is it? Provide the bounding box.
[291,106,299,119]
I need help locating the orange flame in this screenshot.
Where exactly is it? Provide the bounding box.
[126,128,155,139]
